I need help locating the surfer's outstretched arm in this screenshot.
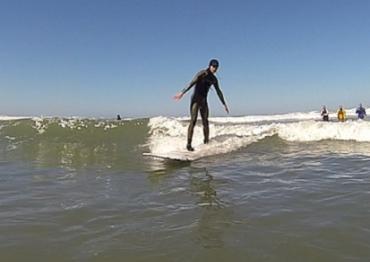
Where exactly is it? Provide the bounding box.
[214,80,229,114]
[174,70,205,101]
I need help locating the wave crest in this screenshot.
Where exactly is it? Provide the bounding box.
[148,116,370,160]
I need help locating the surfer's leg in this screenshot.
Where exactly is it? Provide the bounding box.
[187,101,199,150]
[200,102,209,144]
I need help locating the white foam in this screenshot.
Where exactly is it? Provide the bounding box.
[147,117,274,160]
[176,107,365,124]
[209,111,321,123]
[276,120,370,142]
[104,124,117,130]
[33,119,46,134]
[147,112,370,160]
[0,116,32,121]
[58,119,88,129]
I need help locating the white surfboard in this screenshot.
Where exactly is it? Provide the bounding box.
[143,151,195,161]
[143,141,220,161]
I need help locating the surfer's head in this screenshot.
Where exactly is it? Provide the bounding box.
[208,59,219,73]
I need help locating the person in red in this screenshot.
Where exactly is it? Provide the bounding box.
[174,59,229,151]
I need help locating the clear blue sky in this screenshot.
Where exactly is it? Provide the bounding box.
[1,0,370,117]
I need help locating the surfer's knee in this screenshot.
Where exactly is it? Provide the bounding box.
[202,118,208,126]
[190,118,197,126]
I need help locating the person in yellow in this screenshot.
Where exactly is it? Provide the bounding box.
[337,106,346,122]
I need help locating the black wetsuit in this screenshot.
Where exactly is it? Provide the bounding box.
[321,110,329,121]
[181,69,226,146]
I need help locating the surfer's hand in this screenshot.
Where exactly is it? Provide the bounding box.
[224,105,229,114]
[174,92,183,101]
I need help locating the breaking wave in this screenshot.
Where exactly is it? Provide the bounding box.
[147,109,370,160]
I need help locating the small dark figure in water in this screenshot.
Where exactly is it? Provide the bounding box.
[117,114,122,120]
[321,106,329,121]
[356,103,366,120]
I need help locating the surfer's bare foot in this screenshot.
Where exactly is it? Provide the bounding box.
[186,144,194,151]
[204,139,209,144]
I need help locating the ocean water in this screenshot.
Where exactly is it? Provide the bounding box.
[1,112,370,261]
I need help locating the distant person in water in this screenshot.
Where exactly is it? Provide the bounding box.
[321,105,329,121]
[356,103,366,120]
[117,114,121,120]
[337,106,346,122]
[174,59,229,151]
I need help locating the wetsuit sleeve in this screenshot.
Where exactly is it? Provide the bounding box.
[181,70,205,94]
[213,79,226,106]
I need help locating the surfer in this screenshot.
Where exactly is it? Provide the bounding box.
[174,59,229,151]
[337,106,346,122]
[321,105,329,121]
[356,103,366,120]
